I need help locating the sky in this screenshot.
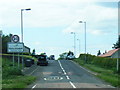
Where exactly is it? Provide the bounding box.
[0,0,119,59]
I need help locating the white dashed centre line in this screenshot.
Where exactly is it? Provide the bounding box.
[58,60,76,88]
[66,76,70,80]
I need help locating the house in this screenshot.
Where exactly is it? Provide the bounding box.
[23,46,30,54]
[99,48,120,58]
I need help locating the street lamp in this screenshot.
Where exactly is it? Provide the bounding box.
[71,32,76,57]
[77,39,80,55]
[21,8,31,42]
[79,21,86,63]
[21,8,31,69]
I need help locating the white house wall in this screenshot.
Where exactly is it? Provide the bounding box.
[111,50,120,58]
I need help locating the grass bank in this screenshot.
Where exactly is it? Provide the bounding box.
[2,56,36,89]
[2,75,36,88]
[74,58,120,87]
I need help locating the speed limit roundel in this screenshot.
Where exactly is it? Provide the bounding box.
[11,35,20,43]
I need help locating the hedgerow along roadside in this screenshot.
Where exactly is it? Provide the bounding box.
[74,54,120,87]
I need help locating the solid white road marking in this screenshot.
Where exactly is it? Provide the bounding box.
[32,84,37,89]
[69,81,76,88]
[58,60,76,88]
[71,60,98,76]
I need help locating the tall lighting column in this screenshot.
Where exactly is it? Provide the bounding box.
[79,21,86,63]
[21,8,31,69]
[71,32,76,57]
[21,8,31,42]
[77,39,80,56]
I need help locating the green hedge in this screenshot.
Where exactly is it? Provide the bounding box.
[79,54,120,73]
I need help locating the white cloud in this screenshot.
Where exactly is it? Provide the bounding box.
[62,28,75,34]
[0,0,118,57]
[1,0,118,28]
[62,3,117,35]
[88,29,107,35]
[34,42,41,45]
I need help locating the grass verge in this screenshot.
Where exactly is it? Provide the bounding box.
[2,75,36,88]
[74,58,120,87]
[2,56,37,89]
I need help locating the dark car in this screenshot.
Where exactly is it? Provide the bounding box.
[37,54,48,66]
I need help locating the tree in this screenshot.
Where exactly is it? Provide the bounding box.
[32,49,35,56]
[112,36,120,49]
[105,50,107,53]
[97,50,101,56]
[58,52,68,59]
[2,34,12,53]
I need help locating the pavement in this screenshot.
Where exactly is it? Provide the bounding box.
[22,60,115,89]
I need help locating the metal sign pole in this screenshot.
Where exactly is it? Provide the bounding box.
[18,53,20,69]
[22,53,24,69]
[13,53,14,67]
[22,46,24,69]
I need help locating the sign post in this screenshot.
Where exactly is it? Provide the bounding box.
[7,35,24,69]
[13,53,14,67]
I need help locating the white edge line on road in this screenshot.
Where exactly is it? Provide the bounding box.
[69,81,76,88]
[32,84,37,89]
[71,60,98,76]
[29,67,38,75]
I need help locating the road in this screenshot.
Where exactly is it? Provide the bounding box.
[25,60,114,89]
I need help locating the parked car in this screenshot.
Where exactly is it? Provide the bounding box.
[37,54,48,66]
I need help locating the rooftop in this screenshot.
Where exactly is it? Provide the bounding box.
[99,48,120,57]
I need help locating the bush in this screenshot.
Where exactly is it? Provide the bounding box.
[79,54,120,73]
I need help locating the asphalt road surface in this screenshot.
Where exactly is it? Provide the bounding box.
[25,60,114,89]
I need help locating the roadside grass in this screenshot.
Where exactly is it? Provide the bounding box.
[2,56,37,89]
[74,58,120,87]
[2,75,36,88]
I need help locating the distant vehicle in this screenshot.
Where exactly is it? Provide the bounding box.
[49,55,55,60]
[37,54,48,66]
[67,54,75,60]
[66,51,75,60]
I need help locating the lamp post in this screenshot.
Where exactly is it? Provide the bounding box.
[21,8,31,42]
[77,39,80,55]
[21,8,31,69]
[79,21,86,63]
[71,32,76,57]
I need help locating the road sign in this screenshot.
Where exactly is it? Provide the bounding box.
[11,35,19,43]
[7,42,24,53]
